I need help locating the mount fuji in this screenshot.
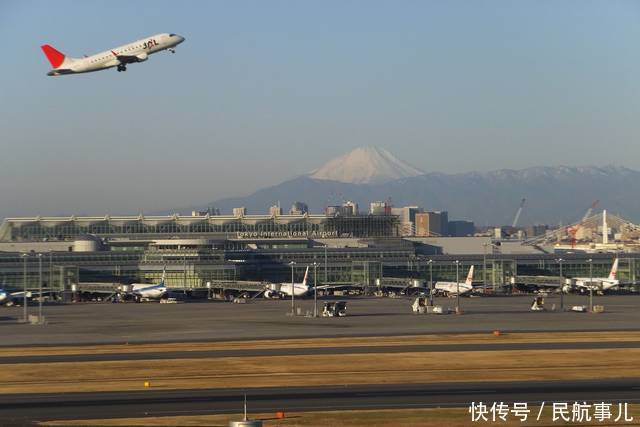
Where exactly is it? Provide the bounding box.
[309,146,423,184]
[186,147,640,226]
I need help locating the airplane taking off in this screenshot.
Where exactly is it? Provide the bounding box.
[41,33,185,76]
[434,265,475,296]
[573,258,619,292]
[265,266,311,298]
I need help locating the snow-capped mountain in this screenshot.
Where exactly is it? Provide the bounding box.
[185,148,640,225]
[309,146,424,184]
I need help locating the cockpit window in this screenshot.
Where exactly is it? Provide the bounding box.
[170,33,176,37]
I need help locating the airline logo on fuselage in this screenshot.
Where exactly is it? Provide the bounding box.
[143,39,159,50]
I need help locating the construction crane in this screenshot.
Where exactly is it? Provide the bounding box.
[566,200,600,248]
[511,198,526,228]
[582,200,600,223]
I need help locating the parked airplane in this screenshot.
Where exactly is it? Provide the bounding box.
[41,33,185,76]
[0,289,26,306]
[265,266,311,298]
[434,265,474,296]
[0,288,43,306]
[573,258,619,292]
[126,269,168,301]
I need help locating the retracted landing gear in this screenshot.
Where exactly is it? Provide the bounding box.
[117,64,127,72]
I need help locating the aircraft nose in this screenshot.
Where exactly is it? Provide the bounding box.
[177,35,185,44]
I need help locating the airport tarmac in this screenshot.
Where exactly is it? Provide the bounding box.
[3,380,640,424]
[1,294,639,346]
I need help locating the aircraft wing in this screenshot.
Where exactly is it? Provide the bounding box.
[111,51,143,64]
[10,291,33,298]
[315,284,351,290]
[113,54,138,64]
[47,69,74,76]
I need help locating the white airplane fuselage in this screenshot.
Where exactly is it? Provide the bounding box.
[573,278,619,291]
[42,33,185,76]
[434,282,473,296]
[573,258,619,291]
[265,283,310,298]
[265,266,311,298]
[434,265,475,296]
[130,284,167,300]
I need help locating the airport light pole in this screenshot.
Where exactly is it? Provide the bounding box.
[38,253,43,324]
[587,258,593,312]
[483,243,487,292]
[289,261,296,316]
[49,252,53,297]
[21,253,28,323]
[313,262,319,317]
[557,258,564,310]
[324,245,328,285]
[455,260,460,314]
[428,259,434,306]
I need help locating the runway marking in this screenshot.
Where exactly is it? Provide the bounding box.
[142,402,475,416]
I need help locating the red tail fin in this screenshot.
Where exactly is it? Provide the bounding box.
[41,44,65,68]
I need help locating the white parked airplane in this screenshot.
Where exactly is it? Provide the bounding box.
[434,265,475,296]
[41,33,185,76]
[573,258,619,291]
[126,269,168,301]
[265,266,311,298]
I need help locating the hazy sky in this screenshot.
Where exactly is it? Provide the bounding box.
[1,1,639,218]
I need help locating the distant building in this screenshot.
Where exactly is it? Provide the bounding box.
[269,205,282,216]
[448,220,475,237]
[192,208,220,216]
[325,205,341,216]
[370,201,389,215]
[289,202,309,215]
[326,201,360,217]
[343,200,359,216]
[415,211,448,237]
[526,224,548,238]
[233,207,247,217]
[390,206,423,236]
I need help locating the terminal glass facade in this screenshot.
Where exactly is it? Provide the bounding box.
[1,215,400,242]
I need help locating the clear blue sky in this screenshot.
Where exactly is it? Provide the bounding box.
[1,1,639,217]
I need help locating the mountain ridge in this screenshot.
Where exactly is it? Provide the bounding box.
[187,163,640,226]
[176,145,640,225]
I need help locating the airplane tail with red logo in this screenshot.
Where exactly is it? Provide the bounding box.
[608,258,619,281]
[465,265,475,287]
[41,44,67,69]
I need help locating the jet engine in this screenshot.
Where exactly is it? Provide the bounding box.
[263,289,280,299]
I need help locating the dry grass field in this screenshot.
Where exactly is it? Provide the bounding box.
[3,347,640,394]
[41,406,640,426]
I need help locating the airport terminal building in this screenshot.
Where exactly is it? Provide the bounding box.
[0,214,639,296]
[0,213,400,244]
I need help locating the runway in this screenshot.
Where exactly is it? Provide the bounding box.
[2,294,640,346]
[2,379,640,425]
[3,340,640,364]
[2,296,640,425]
